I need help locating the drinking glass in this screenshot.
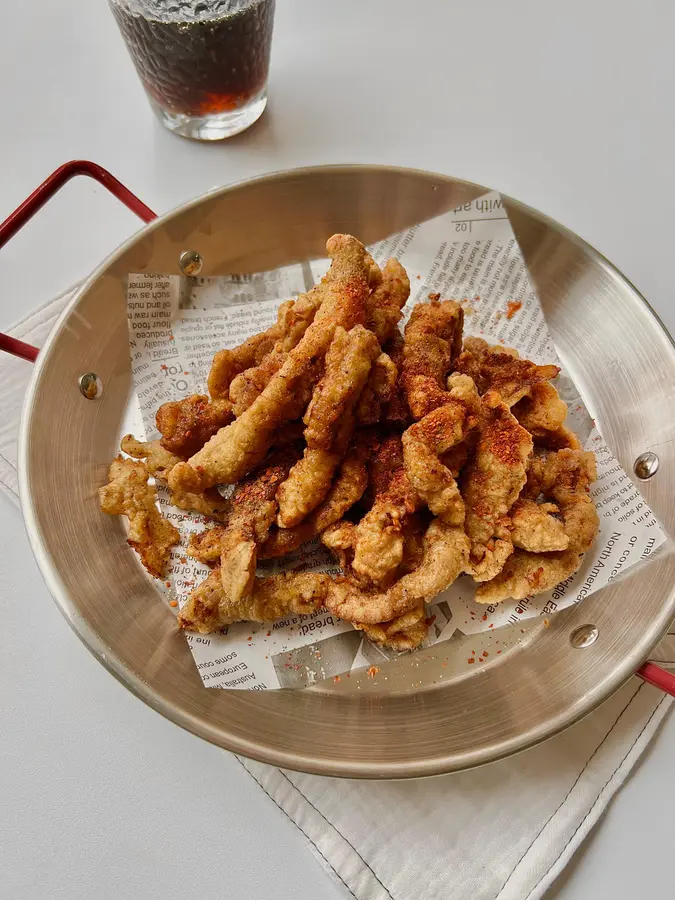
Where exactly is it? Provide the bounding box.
[109,0,275,140]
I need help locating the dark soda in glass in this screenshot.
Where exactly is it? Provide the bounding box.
[110,0,275,139]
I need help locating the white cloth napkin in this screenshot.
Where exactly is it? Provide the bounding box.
[4,289,675,900]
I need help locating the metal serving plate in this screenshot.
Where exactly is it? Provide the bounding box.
[19,166,675,778]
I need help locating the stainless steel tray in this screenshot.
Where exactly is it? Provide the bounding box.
[15,165,675,777]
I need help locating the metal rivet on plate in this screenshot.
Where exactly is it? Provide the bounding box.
[78,372,103,400]
[179,249,203,276]
[570,624,599,649]
[634,450,659,481]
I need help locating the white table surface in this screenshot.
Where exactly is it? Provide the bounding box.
[2,2,674,898]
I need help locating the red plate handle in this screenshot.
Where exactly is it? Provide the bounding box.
[0,160,157,362]
[636,661,675,696]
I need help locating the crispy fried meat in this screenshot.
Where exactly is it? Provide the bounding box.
[156,395,234,458]
[178,568,331,634]
[169,234,371,492]
[402,373,481,525]
[260,447,369,558]
[403,298,464,419]
[354,603,428,651]
[365,258,410,345]
[461,392,534,581]
[99,456,179,577]
[325,519,470,624]
[276,324,380,527]
[455,338,560,407]
[476,449,598,602]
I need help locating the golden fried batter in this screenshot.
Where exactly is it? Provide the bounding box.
[228,342,287,416]
[121,434,180,481]
[403,298,464,419]
[325,519,470,624]
[218,452,296,604]
[356,352,398,425]
[207,290,322,401]
[187,526,225,565]
[277,325,380,527]
[103,238,601,649]
[170,487,230,521]
[178,568,331,633]
[260,448,368,558]
[512,382,567,436]
[365,258,410,345]
[303,325,381,449]
[99,456,179,578]
[509,498,568,552]
[352,471,420,586]
[321,519,358,572]
[228,290,324,415]
[354,603,428,651]
[365,253,383,289]
[156,395,234,458]
[350,434,421,585]
[402,373,481,525]
[476,449,598,602]
[455,338,560,407]
[382,331,412,428]
[462,392,533,581]
[534,425,583,451]
[121,434,230,521]
[170,234,371,492]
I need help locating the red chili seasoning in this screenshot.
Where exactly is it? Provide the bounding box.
[505,300,522,319]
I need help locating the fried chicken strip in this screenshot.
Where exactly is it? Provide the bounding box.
[354,603,428,651]
[99,456,179,578]
[382,331,412,428]
[259,448,369,558]
[356,352,398,425]
[169,235,371,492]
[217,452,296,605]
[121,434,181,481]
[207,290,322,401]
[178,569,331,634]
[276,324,380,527]
[228,342,287,417]
[121,435,230,521]
[187,526,225,565]
[476,449,598,602]
[365,258,410,345]
[509,498,568,553]
[461,392,534,581]
[402,373,481,525]
[512,381,567,435]
[156,395,234,457]
[403,298,464,419]
[325,519,469,624]
[455,338,560,407]
[352,436,421,584]
[534,425,583,451]
[228,288,325,415]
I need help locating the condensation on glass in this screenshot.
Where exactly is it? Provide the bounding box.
[110,0,275,140]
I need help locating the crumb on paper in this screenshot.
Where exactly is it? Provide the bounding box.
[505,300,522,319]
